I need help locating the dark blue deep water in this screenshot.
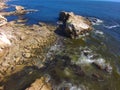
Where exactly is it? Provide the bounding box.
[7,0,120,42]
[7,0,120,23]
[5,0,120,90]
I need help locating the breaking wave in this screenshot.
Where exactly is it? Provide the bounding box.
[55,82,87,90]
[88,17,103,25]
[103,24,120,29]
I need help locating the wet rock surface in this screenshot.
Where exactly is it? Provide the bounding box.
[25,77,52,90]
[58,11,93,38]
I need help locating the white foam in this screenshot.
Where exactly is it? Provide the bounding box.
[93,58,106,68]
[70,86,82,90]
[57,21,63,25]
[57,82,85,90]
[94,30,104,35]
[78,54,104,65]
[77,53,94,65]
[89,17,103,25]
[104,24,120,29]
[73,48,111,70]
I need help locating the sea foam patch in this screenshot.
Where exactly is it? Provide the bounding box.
[88,17,103,25]
[56,81,87,90]
[103,24,120,29]
[72,47,112,73]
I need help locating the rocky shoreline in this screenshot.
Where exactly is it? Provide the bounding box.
[0,1,111,90]
[0,2,57,90]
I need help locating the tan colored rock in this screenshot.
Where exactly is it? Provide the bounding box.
[15,5,25,11]
[8,21,16,25]
[0,2,7,10]
[0,22,56,83]
[0,32,11,47]
[23,53,31,58]
[26,77,52,90]
[0,32,11,58]
[0,5,37,17]
[0,15,7,26]
[59,11,93,38]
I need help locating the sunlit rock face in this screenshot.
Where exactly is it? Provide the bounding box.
[0,2,7,10]
[59,11,93,39]
[0,32,11,46]
[15,5,25,11]
[0,15,7,26]
[0,32,11,57]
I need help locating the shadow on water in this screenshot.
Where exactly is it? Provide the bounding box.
[3,66,42,90]
[2,55,84,90]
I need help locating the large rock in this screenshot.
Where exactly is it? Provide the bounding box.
[15,5,25,11]
[0,15,7,26]
[59,11,93,38]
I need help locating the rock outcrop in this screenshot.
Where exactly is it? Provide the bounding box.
[0,5,37,16]
[59,11,93,38]
[15,5,25,11]
[0,2,7,10]
[0,15,7,26]
[0,22,56,83]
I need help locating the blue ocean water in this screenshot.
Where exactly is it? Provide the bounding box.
[7,1,120,33]
[7,0,120,23]
[7,0,120,54]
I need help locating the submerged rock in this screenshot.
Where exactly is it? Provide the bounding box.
[25,77,52,90]
[59,11,93,38]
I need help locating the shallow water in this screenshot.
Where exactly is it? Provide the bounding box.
[5,0,120,90]
[43,30,120,90]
